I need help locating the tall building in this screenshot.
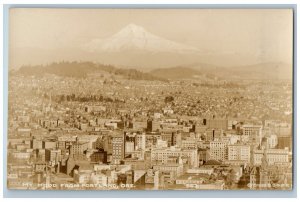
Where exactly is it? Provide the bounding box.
[242,124,262,145]
[228,144,250,162]
[69,142,89,160]
[125,133,135,154]
[111,133,125,164]
[209,141,228,161]
[135,133,146,150]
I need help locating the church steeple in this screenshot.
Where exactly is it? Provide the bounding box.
[261,137,268,169]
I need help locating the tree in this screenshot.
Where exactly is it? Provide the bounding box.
[164,96,174,103]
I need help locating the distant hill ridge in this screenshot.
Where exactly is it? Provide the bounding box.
[150,66,203,79]
[14,61,292,81]
[15,61,167,82]
[149,62,292,80]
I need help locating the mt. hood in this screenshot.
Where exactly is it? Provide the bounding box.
[83,23,200,54]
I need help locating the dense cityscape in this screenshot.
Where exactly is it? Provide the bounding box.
[7,69,293,190]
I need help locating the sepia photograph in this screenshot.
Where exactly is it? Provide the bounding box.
[7,8,294,191]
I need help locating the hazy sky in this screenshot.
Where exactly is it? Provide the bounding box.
[9,8,293,68]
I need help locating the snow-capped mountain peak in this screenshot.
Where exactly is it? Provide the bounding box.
[114,23,149,38]
[83,23,200,54]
